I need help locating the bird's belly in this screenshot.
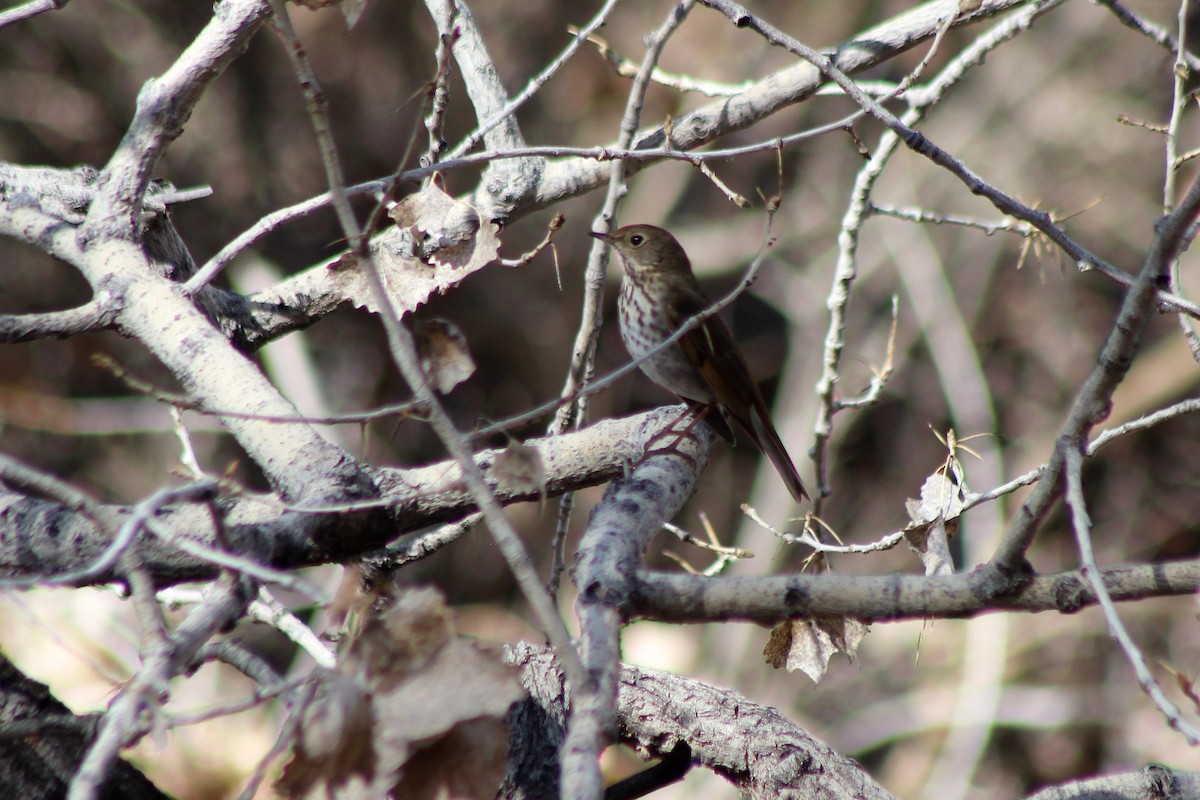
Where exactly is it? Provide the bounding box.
[618,304,713,402]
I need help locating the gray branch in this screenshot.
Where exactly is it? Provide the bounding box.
[510,643,896,800]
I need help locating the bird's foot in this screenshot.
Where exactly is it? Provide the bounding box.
[640,405,708,464]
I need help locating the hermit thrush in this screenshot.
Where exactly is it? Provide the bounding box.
[591,224,809,502]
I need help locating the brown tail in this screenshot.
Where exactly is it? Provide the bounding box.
[746,401,809,502]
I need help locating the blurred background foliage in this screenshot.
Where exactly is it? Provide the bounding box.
[1,1,1198,798]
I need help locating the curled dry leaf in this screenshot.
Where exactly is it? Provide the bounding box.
[903,459,967,577]
[491,440,546,501]
[763,616,868,684]
[904,515,955,577]
[278,586,526,800]
[389,179,501,272]
[289,0,370,28]
[414,318,475,394]
[278,672,376,794]
[328,180,501,317]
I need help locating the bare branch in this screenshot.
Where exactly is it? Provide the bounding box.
[68,576,255,800]
[633,560,1200,624]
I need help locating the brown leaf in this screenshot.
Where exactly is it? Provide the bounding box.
[414,318,475,394]
[276,672,375,797]
[763,616,868,683]
[389,180,501,272]
[902,460,967,576]
[329,181,500,317]
[350,585,456,687]
[1169,666,1200,712]
[389,718,511,800]
[278,587,526,799]
[903,516,955,577]
[491,440,546,500]
[291,0,369,21]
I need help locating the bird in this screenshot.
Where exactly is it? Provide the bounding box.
[591,223,809,502]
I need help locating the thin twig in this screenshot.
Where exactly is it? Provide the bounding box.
[95,353,427,426]
[1063,447,1200,744]
[558,4,702,795]
[1094,0,1200,73]
[869,203,1037,237]
[577,25,754,97]
[448,0,621,159]
[423,0,458,168]
[273,0,586,713]
[69,577,255,800]
[145,518,330,604]
[268,0,363,252]
[1166,1,1200,362]
[235,681,317,800]
[0,0,69,29]
[248,588,337,668]
[809,0,1064,503]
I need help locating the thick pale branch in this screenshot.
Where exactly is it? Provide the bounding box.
[0,407,667,586]
[511,643,897,800]
[568,405,715,796]
[529,0,1025,213]
[80,0,271,240]
[1025,766,1200,800]
[427,0,543,221]
[0,165,375,503]
[0,299,116,343]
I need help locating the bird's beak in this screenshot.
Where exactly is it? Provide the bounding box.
[589,230,610,242]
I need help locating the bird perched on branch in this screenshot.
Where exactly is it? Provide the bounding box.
[591,224,809,502]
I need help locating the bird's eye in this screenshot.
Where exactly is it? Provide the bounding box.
[630,234,644,246]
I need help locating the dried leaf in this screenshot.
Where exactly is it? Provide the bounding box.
[389,718,511,800]
[277,672,375,796]
[902,459,967,576]
[763,616,868,683]
[329,181,500,317]
[340,0,369,27]
[904,516,955,577]
[414,318,475,394]
[278,587,525,800]
[905,460,969,527]
[491,440,546,500]
[389,180,501,272]
[350,585,456,686]
[1168,665,1200,712]
[329,563,367,627]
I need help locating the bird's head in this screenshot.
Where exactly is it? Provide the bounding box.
[590,224,693,278]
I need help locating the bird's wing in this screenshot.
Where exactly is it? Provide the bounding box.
[671,289,809,501]
[669,293,759,424]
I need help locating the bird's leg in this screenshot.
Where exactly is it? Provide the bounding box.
[641,403,712,463]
